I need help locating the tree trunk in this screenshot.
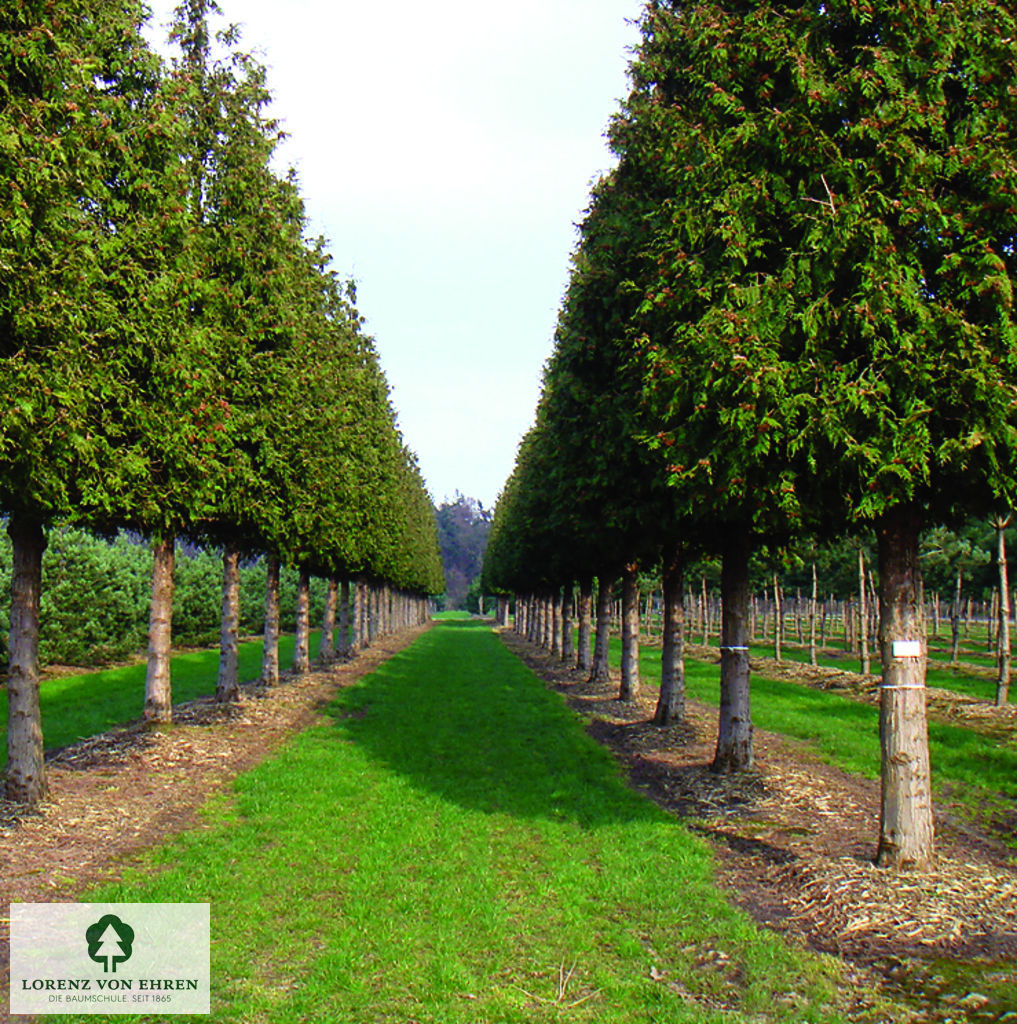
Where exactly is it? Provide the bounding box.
[355,578,368,650]
[773,574,782,663]
[875,503,935,871]
[294,568,311,674]
[576,578,593,673]
[561,586,574,664]
[321,577,337,662]
[654,547,685,726]
[338,579,352,657]
[590,576,612,683]
[701,575,709,645]
[261,554,281,685]
[551,589,562,657]
[996,516,1012,706]
[950,567,962,664]
[808,562,818,667]
[217,541,241,703]
[144,534,175,722]
[6,514,48,806]
[620,563,640,700]
[713,525,753,773]
[859,546,871,675]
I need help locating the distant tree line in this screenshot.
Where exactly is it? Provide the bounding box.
[434,494,491,610]
[0,0,443,807]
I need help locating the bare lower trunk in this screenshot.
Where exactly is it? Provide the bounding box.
[144,535,175,722]
[576,579,593,672]
[950,568,962,664]
[590,576,612,682]
[321,577,337,662]
[701,576,709,645]
[551,590,562,657]
[620,563,640,700]
[996,517,1011,706]
[859,546,871,675]
[876,503,935,871]
[655,547,685,726]
[294,568,311,674]
[339,580,352,656]
[355,578,368,651]
[561,586,574,664]
[261,554,281,685]
[216,541,240,702]
[6,514,48,806]
[773,575,782,663]
[808,562,818,667]
[713,525,753,773]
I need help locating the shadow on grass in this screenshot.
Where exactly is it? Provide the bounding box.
[328,619,666,828]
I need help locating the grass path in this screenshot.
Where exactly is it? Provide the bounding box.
[67,619,866,1024]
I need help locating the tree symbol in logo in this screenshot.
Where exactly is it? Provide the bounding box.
[85,915,135,974]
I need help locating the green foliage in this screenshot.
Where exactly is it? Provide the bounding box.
[435,493,491,608]
[622,0,1017,531]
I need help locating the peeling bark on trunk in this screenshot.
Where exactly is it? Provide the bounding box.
[590,576,612,682]
[294,568,311,674]
[576,578,593,673]
[655,548,685,726]
[321,577,337,662]
[216,542,240,703]
[6,514,48,806]
[261,554,281,686]
[876,503,935,871]
[712,525,753,773]
[144,535,175,722]
[620,563,640,701]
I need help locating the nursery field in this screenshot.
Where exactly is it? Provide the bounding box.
[3,618,1016,1021]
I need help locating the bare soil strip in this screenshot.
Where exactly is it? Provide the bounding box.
[500,631,1017,1024]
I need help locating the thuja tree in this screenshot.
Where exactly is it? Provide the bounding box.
[625,0,1017,867]
[0,0,176,804]
[612,11,808,773]
[544,172,699,716]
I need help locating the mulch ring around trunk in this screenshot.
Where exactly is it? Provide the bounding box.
[501,630,1017,1024]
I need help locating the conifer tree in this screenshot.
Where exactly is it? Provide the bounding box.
[621,0,1017,866]
[0,0,174,803]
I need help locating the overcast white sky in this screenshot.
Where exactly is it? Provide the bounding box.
[145,0,644,509]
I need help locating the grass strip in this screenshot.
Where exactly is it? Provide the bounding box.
[69,620,858,1024]
[736,640,1010,704]
[0,632,322,769]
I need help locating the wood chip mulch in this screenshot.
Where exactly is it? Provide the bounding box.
[0,625,430,1022]
[501,631,1017,1024]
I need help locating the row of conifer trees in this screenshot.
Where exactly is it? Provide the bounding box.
[1,0,443,806]
[483,0,1017,870]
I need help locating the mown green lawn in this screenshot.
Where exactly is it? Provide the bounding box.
[0,632,322,769]
[65,620,868,1024]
